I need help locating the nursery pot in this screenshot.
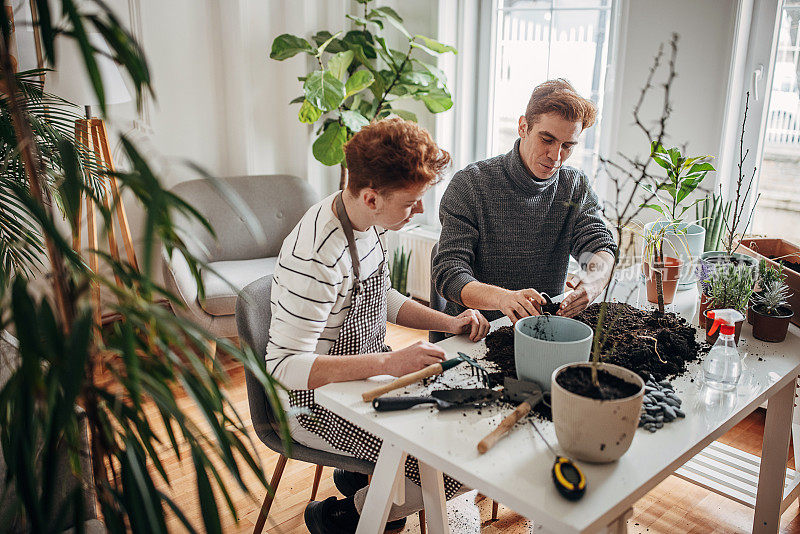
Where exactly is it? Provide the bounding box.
[751,304,793,343]
[514,315,594,391]
[644,221,705,289]
[704,310,744,345]
[643,257,682,305]
[551,362,644,463]
[700,251,758,269]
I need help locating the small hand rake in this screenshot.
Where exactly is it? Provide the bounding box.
[362,351,491,402]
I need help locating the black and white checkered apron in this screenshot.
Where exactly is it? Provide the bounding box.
[289,192,460,498]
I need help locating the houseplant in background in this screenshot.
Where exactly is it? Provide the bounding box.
[639,220,683,311]
[751,278,793,342]
[390,245,411,296]
[703,263,756,344]
[0,2,283,532]
[270,0,457,189]
[641,142,714,290]
[748,258,784,324]
[696,191,731,256]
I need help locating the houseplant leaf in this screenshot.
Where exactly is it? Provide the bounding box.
[328,50,355,81]
[413,35,457,54]
[270,34,314,60]
[313,123,347,166]
[391,109,417,122]
[304,70,346,112]
[419,90,453,113]
[345,70,375,98]
[340,110,370,132]
[298,100,323,124]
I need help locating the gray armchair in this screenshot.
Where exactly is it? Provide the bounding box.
[163,175,317,341]
[236,276,374,534]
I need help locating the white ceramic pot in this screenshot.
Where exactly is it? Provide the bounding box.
[514,316,594,391]
[643,221,706,290]
[551,362,644,463]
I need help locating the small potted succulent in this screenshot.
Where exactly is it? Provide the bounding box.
[703,263,756,345]
[748,259,784,324]
[751,279,794,342]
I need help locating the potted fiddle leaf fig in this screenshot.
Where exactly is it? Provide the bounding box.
[270,0,457,188]
[751,279,793,343]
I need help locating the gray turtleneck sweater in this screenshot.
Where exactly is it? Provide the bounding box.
[433,140,616,321]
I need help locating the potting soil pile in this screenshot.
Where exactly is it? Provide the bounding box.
[483,302,703,385]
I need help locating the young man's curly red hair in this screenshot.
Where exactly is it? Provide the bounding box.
[344,118,451,194]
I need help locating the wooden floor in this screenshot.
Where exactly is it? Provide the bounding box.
[145,323,800,533]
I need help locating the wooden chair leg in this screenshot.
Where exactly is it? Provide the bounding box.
[253,454,288,534]
[310,464,324,501]
[491,500,499,521]
[419,509,426,534]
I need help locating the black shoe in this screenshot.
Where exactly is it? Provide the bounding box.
[304,495,408,533]
[333,469,369,497]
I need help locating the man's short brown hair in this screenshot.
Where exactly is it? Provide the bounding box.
[524,79,597,130]
[344,118,451,194]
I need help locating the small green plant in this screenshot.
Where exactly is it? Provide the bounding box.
[695,192,732,252]
[706,263,757,314]
[270,0,456,187]
[752,279,792,316]
[642,142,714,223]
[390,246,411,295]
[757,258,784,292]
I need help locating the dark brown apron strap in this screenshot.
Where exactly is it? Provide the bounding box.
[335,192,362,285]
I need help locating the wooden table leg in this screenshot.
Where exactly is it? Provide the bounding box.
[419,461,449,534]
[753,378,795,533]
[356,443,406,534]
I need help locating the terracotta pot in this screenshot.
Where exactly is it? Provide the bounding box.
[551,362,644,463]
[643,257,682,305]
[704,310,743,345]
[739,238,800,327]
[751,304,793,343]
[698,293,710,327]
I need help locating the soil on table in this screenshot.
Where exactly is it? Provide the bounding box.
[483,303,704,386]
[554,366,641,400]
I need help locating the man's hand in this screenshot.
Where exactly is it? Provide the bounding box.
[449,309,491,341]
[556,279,604,317]
[496,288,545,324]
[384,341,447,377]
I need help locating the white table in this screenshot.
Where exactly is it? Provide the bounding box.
[314,282,800,533]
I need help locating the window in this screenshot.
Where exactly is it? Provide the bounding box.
[751,2,800,243]
[487,0,614,176]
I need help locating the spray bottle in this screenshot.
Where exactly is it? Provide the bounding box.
[703,309,744,391]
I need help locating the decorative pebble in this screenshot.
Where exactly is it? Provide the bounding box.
[638,378,685,432]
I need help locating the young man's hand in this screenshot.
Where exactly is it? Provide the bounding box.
[449,309,491,341]
[496,288,545,324]
[556,279,604,317]
[384,341,447,376]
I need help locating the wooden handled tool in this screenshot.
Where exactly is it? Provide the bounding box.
[361,357,464,402]
[477,377,544,454]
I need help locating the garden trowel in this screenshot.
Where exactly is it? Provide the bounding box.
[477,377,546,454]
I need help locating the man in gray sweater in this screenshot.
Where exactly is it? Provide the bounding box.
[433,79,616,323]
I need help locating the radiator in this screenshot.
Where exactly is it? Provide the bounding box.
[389,225,440,301]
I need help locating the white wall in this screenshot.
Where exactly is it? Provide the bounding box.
[607,0,738,191]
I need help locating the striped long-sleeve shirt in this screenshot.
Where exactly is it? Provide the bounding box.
[266,192,410,390]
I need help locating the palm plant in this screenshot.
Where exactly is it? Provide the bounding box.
[0,3,283,533]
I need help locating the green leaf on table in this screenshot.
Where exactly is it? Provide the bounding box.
[328,50,355,81]
[270,34,314,60]
[303,70,346,111]
[413,35,457,54]
[298,100,323,123]
[345,70,375,98]
[313,123,347,166]
[340,110,370,132]
[391,109,418,122]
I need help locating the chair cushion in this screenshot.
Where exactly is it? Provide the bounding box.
[199,257,277,316]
